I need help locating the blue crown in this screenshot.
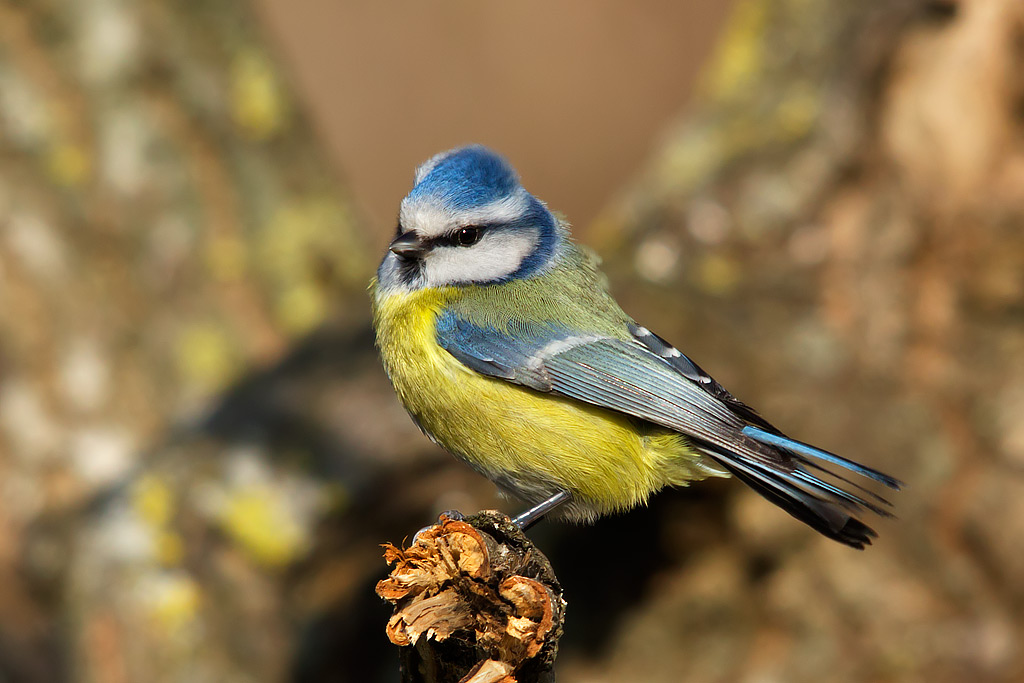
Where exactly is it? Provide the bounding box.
[407,146,520,210]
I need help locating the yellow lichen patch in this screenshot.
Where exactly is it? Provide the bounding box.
[133,477,186,566]
[175,323,241,393]
[258,197,363,333]
[145,572,201,635]
[47,142,90,186]
[155,530,185,566]
[698,0,768,101]
[134,475,175,527]
[659,128,727,195]
[259,198,351,279]
[230,49,287,140]
[275,282,325,336]
[774,82,820,140]
[218,486,308,568]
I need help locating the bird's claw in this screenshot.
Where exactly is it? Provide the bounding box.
[412,509,466,544]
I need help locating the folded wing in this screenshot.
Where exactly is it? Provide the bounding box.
[436,311,901,548]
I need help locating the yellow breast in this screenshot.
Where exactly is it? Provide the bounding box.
[372,285,718,519]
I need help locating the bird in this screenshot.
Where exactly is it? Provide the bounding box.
[371,145,901,549]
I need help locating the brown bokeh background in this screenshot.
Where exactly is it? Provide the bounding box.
[251,0,732,230]
[0,1,1022,682]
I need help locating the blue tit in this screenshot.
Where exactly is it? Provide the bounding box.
[372,145,901,548]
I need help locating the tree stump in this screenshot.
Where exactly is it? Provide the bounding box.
[377,512,565,683]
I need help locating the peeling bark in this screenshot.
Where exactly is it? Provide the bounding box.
[378,512,564,683]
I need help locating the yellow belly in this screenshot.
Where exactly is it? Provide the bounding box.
[372,286,723,519]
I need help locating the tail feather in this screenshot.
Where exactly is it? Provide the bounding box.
[799,456,896,509]
[698,427,901,550]
[742,426,903,490]
[788,468,893,518]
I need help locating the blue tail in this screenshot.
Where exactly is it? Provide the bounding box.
[742,426,903,490]
[697,426,901,549]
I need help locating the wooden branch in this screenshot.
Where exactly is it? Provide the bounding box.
[377,511,565,683]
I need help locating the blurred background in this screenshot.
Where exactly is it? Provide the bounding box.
[0,1,1022,682]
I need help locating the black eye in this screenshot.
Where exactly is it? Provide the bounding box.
[456,226,482,247]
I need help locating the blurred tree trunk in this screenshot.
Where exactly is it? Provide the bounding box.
[580,1,1024,681]
[0,1,388,681]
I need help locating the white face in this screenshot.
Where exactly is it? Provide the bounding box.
[381,187,546,290]
[419,227,540,287]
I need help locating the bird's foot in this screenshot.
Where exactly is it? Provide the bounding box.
[438,509,465,522]
[413,509,466,543]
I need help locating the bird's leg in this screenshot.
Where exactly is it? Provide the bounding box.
[412,493,569,542]
[512,490,571,530]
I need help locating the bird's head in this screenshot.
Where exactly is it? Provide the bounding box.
[376,146,564,292]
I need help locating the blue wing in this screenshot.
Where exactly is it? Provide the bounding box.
[436,311,900,548]
[437,311,740,434]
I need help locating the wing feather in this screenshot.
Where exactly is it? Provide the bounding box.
[435,310,899,548]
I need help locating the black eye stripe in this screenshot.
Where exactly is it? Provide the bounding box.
[409,225,495,251]
[432,225,485,247]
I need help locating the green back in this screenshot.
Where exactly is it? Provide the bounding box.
[445,241,633,340]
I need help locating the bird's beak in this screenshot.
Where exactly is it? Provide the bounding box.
[389,232,426,260]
